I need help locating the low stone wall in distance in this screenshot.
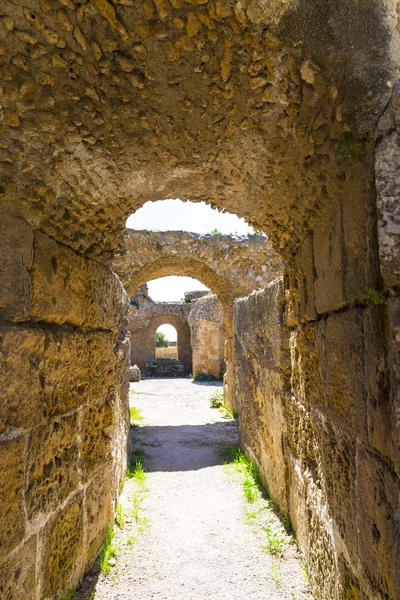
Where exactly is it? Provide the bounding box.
[188,295,227,380]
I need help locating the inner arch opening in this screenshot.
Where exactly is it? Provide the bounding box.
[125,199,258,236]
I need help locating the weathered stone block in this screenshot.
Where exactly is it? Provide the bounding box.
[356,449,398,599]
[40,492,84,598]
[234,278,290,511]
[316,308,367,437]
[0,536,36,600]
[288,459,340,600]
[319,425,358,560]
[30,231,128,330]
[129,364,141,381]
[363,304,397,466]
[85,467,113,564]
[30,230,88,327]
[313,197,346,315]
[286,396,321,482]
[87,260,129,331]
[286,234,317,326]
[0,212,33,322]
[290,324,324,410]
[0,326,46,434]
[0,432,26,558]
[81,399,113,481]
[26,414,80,520]
[375,81,400,289]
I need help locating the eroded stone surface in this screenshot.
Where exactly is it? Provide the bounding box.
[0,433,26,559]
[114,230,283,325]
[0,537,37,600]
[188,294,226,379]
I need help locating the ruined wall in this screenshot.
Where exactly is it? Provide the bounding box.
[128,294,192,373]
[235,278,290,511]
[188,295,226,380]
[114,230,282,330]
[0,213,130,599]
[235,249,400,599]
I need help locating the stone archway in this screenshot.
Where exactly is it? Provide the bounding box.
[130,311,192,374]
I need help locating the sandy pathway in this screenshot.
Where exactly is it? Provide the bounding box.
[76,378,312,600]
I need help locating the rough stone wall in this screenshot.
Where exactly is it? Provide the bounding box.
[114,230,282,329]
[235,272,400,598]
[188,295,227,380]
[235,278,290,511]
[128,291,192,373]
[0,213,130,599]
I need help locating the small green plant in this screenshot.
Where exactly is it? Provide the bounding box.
[61,591,75,600]
[99,525,118,574]
[88,593,95,600]
[209,388,224,408]
[156,331,169,347]
[270,559,282,587]
[115,502,125,529]
[262,525,286,556]
[194,373,217,382]
[127,534,137,547]
[335,132,363,166]
[132,459,147,486]
[254,230,264,236]
[300,559,310,582]
[210,228,221,234]
[127,446,146,478]
[218,404,237,419]
[129,406,144,426]
[345,259,385,305]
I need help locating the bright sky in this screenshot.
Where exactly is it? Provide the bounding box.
[157,323,177,342]
[126,199,254,235]
[126,199,253,317]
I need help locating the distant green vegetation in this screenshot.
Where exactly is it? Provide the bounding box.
[195,373,217,382]
[156,331,169,347]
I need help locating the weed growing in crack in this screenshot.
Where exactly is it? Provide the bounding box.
[262,525,286,556]
[129,406,144,426]
[126,447,146,478]
[115,502,125,529]
[99,525,119,574]
[218,404,237,419]
[270,559,282,587]
[127,534,137,547]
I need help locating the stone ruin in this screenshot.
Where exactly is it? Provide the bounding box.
[128,284,228,379]
[0,0,399,597]
[121,230,280,382]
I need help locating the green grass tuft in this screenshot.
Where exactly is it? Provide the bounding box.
[262,525,286,556]
[218,404,237,419]
[61,591,75,600]
[99,525,118,574]
[115,502,125,529]
[209,388,224,408]
[129,406,144,425]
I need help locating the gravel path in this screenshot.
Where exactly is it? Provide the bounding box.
[76,379,313,600]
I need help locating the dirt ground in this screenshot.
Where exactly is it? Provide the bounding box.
[75,378,313,600]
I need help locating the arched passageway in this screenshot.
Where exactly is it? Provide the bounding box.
[0,1,399,598]
[132,312,192,374]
